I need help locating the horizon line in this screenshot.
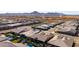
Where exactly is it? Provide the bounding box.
[0,11,79,15]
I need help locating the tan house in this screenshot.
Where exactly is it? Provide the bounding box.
[0,42,17,47]
[21,29,40,37]
[48,34,74,47]
[31,31,54,42]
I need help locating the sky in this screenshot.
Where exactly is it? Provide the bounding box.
[0,0,79,14]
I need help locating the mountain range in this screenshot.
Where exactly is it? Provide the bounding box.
[0,11,64,16]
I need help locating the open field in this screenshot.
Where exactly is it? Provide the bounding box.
[0,15,79,23]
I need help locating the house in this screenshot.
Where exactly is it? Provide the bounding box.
[54,21,77,36]
[21,29,40,37]
[0,42,17,47]
[12,26,32,33]
[34,24,50,30]
[36,26,49,30]
[57,26,77,36]
[31,31,54,42]
[48,34,74,47]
